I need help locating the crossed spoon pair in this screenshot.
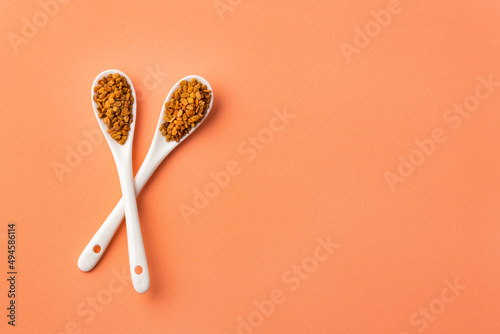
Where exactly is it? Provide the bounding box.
[78,70,213,293]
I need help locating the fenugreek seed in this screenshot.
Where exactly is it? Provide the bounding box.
[158,78,211,142]
[93,73,134,144]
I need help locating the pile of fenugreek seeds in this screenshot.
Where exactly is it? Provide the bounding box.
[93,73,134,145]
[159,78,211,142]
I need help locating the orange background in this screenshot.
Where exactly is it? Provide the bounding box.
[1,0,500,333]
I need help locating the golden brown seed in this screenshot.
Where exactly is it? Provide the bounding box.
[93,73,134,144]
[159,78,211,142]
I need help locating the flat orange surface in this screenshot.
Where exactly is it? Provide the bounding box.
[1,1,500,333]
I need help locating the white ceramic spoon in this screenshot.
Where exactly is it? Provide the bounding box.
[88,69,149,293]
[78,75,213,273]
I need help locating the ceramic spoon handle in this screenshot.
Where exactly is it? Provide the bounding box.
[77,149,162,273]
[118,159,149,293]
